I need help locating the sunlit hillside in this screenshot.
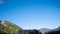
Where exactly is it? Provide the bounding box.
[0,20,22,34]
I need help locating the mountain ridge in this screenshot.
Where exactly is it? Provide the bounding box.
[0,20,60,34]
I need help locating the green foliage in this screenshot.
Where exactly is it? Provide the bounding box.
[18,30,30,34]
[0,20,22,34]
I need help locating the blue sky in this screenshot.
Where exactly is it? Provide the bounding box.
[0,0,60,29]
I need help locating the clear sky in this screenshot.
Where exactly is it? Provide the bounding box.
[0,0,60,29]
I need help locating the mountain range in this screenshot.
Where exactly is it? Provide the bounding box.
[0,20,60,34]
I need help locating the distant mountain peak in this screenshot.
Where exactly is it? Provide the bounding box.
[39,28,51,34]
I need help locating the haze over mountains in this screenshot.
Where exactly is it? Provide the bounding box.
[39,28,51,34]
[0,20,60,34]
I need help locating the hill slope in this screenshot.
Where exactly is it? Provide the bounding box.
[0,20,22,34]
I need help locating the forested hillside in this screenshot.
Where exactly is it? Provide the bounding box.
[0,20,22,34]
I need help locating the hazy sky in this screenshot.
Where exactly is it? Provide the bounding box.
[0,0,60,29]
